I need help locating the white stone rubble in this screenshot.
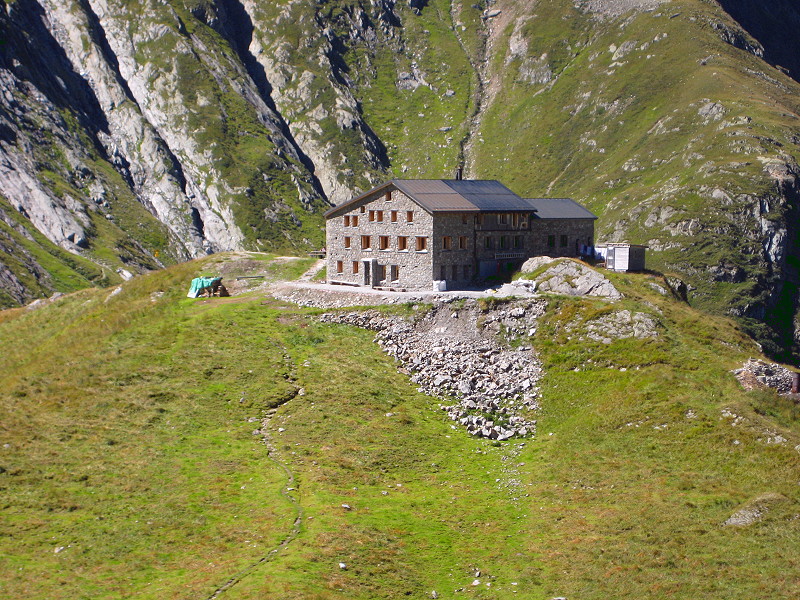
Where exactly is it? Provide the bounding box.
[320,299,546,439]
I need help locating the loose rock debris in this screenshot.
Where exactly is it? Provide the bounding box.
[320,299,546,440]
[733,358,796,394]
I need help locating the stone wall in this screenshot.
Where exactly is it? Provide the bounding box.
[326,188,434,289]
[526,218,595,257]
[432,213,479,287]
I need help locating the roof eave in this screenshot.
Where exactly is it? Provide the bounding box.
[323,181,397,219]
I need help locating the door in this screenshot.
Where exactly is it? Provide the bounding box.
[362,260,370,286]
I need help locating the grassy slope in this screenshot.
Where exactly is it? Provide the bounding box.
[349,0,481,179]
[0,196,120,308]
[469,0,800,339]
[1,255,798,598]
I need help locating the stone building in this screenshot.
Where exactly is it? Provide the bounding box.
[324,179,597,290]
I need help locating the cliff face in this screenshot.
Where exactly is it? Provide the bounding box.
[2,0,800,357]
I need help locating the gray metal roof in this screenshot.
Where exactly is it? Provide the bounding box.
[527,197,597,220]
[324,179,594,218]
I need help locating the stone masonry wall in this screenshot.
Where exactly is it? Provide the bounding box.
[526,218,595,258]
[327,188,596,290]
[326,187,434,289]
[432,213,478,287]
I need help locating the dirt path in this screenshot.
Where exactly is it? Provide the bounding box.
[204,346,304,599]
[298,258,325,281]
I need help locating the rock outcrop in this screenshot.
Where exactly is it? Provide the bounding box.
[520,258,623,300]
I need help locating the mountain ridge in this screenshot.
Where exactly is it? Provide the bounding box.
[2,0,800,359]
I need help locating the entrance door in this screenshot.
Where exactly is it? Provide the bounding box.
[362,260,370,286]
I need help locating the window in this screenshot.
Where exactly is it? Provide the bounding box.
[512,214,520,228]
[560,234,568,247]
[391,210,398,222]
[385,191,392,202]
[390,265,399,281]
[369,210,375,222]
[361,235,371,250]
[352,261,359,274]
[377,210,384,222]
[459,236,468,250]
[352,215,359,227]
[548,235,555,248]
[462,214,469,225]
[379,235,390,250]
[485,236,493,250]
[344,236,351,249]
[514,236,522,249]
[452,265,458,280]
[378,264,386,281]
[336,260,343,273]
[344,215,350,227]
[443,236,452,250]
[398,236,408,251]
[499,213,508,225]
[500,236,507,249]
[416,236,428,251]
[360,206,366,213]
[407,211,414,223]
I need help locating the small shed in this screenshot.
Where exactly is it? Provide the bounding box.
[596,243,647,272]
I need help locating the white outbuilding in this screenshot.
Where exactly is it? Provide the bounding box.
[596,243,647,272]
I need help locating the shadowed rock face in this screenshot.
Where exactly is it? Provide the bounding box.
[717,0,800,83]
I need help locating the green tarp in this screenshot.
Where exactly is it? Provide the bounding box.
[187,277,221,298]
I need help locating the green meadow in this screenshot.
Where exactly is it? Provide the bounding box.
[1,255,797,599]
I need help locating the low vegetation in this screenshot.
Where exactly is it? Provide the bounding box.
[1,255,798,598]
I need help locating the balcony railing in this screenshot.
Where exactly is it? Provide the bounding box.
[494,251,525,260]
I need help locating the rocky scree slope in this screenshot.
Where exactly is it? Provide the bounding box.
[322,300,547,440]
[3,0,800,361]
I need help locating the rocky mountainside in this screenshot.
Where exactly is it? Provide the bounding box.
[2,0,800,357]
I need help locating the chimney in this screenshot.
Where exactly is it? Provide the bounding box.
[454,166,463,180]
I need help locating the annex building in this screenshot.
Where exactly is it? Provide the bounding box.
[324,179,597,290]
